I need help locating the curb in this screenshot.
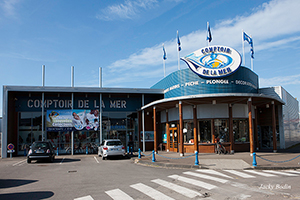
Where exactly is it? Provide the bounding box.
[134,158,300,170]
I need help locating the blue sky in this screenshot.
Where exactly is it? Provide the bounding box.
[1,0,300,116]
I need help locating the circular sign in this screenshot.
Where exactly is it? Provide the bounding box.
[7,143,14,150]
[181,45,242,78]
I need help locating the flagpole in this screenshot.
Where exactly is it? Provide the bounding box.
[163,43,166,77]
[251,34,253,71]
[242,30,245,66]
[163,59,166,77]
[177,30,180,70]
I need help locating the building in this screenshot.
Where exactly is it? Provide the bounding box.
[1,45,299,158]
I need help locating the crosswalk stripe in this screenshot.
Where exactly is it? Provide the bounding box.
[74,195,94,200]
[223,170,255,178]
[243,170,277,177]
[284,170,300,174]
[151,179,203,198]
[130,183,175,200]
[196,169,234,179]
[105,189,134,200]
[168,175,217,190]
[263,170,299,176]
[183,171,229,183]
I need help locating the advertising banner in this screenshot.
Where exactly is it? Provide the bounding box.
[140,131,154,142]
[46,109,99,131]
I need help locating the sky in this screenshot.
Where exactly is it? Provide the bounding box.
[0,0,300,116]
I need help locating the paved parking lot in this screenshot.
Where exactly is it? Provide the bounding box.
[1,155,300,200]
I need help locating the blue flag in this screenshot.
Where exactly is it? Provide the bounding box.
[163,45,167,60]
[177,31,181,51]
[243,32,254,59]
[207,22,212,43]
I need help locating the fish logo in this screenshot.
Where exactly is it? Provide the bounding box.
[181,45,241,78]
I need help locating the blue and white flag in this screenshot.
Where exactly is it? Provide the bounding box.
[243,32,252,45]
[243,32,254,59]
[163,44,167,60]
[177,30,181,51]
[207,22,212,43]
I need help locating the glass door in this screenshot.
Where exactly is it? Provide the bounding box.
[169,127,178,152]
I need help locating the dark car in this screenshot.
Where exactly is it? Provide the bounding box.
[27,141,56,163]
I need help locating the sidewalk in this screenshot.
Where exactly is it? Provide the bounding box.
[134,149,300,170]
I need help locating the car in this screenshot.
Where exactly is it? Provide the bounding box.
[98,139,126,160]
[27,141,56,163]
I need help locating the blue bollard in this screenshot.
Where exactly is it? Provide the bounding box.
[130,146,133,155]
[252,152,257,167]
[195,151,199,166]
[24,148,27,156]
[57,147,59,156]
[127,146,129,154]
[138,148,141,159]
[86,146,88,154]
[152,150,156,162]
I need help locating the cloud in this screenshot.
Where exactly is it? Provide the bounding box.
[0,0,20,18]
[96,0,158,21]
[104,0,300,86]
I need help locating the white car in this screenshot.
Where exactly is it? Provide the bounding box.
[98,139,126,160]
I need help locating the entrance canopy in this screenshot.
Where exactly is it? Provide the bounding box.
[141,93,284,112]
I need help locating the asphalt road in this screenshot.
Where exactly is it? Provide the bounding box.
[0,155,300,200]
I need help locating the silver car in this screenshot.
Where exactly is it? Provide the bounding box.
[98,139,126,160]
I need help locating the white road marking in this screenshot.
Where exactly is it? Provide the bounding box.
[105,189,134,200]
[263,170,299,176]
[283,170,300,174]
[93,156,99,163]
[130,183,174,200]
[60,157,65,164]
[151,179,203,198]
[224,170,255,178]
[243,170,277,177]
[183,171,229,183]
[74,195,94,200]
[196,169,234,179]
[13,159,27,166]
[168,174,217,190]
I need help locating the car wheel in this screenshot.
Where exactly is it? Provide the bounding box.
[27,158,31,163]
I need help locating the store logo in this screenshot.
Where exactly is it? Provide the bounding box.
[181,45,241,78]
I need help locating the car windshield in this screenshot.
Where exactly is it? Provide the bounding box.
[32,142,49,149]
[106,141,122,146]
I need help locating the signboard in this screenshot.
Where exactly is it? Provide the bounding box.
[7,143,14,150]
[46,109,99,131]
[181,45,241,78]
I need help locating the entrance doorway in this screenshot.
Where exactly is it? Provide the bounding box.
[169,127,178,152]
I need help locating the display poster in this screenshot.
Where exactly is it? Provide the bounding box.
[46,109,99,131]
[140,131,154,142]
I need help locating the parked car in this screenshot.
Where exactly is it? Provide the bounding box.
[98,139,126,160]
[27,141,56,163]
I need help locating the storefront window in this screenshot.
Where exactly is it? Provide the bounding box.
[102,112,138,150]
[18,112,42,155]
[214,119,229,142]
[233,119,249,142]
[199,120,212,143]
[183,121,194,143]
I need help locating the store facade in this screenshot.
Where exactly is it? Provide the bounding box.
[143,45,299,155]
[1,87,163,157]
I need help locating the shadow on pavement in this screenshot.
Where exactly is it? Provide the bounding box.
[0,179,38,189]
[0,191,54,200]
